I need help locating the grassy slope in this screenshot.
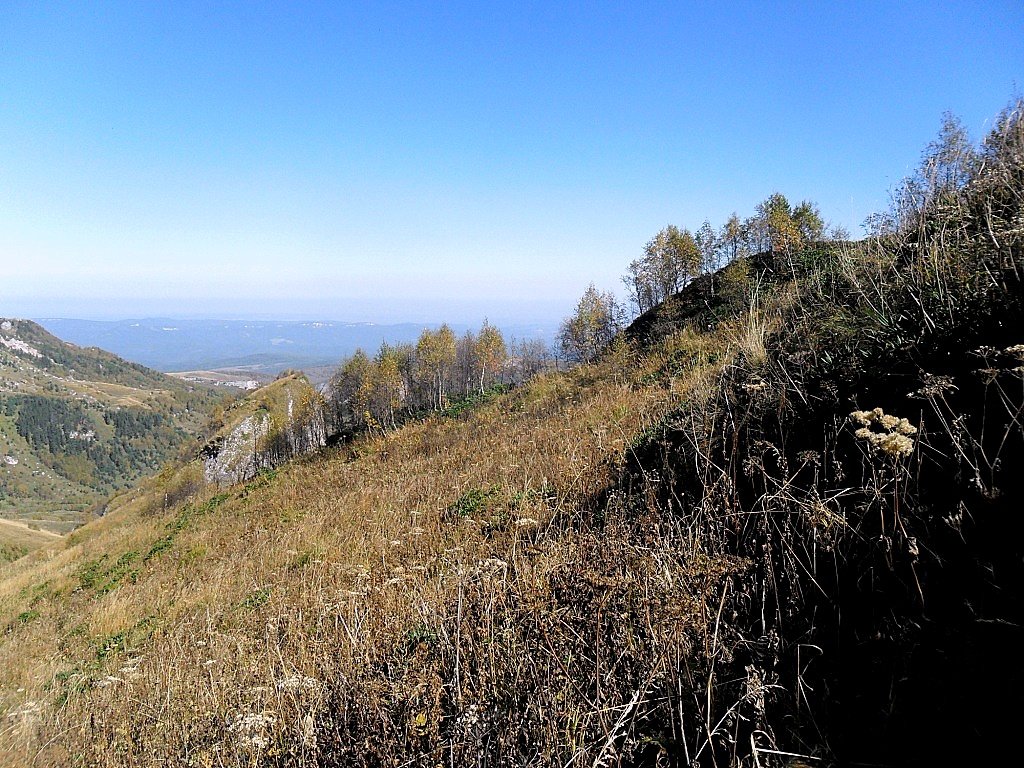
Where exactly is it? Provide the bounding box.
[0,327,738,766]
[216,372,314,434]
[2,319,190,391]
[0,519,62,565]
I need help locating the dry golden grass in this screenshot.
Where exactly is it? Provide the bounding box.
[0,330,738,766]
[0,518,63,560]
[61,380,169,408]
[0,102,1019,766]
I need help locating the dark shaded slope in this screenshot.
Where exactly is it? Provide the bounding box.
[620,103,1024,765]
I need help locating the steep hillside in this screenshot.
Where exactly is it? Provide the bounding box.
[0,518,61,565]
[0,319,223,540]
[0,102,1020,767]
[0,333,711,766]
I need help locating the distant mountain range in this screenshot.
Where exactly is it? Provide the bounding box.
[34,318,558,374]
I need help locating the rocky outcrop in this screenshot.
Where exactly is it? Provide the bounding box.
[202,414,271,486]
[201,388,329,487]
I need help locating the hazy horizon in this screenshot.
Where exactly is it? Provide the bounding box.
[4,295,571,326]
[23,314,563,376]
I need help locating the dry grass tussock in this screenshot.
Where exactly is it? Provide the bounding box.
[0,330,739,767]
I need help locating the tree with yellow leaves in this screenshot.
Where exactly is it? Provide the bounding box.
[416,324,457,410]
[558,283,621,364]
[474,320,507,393]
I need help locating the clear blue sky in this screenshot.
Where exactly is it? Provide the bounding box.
[2,1,1021,322]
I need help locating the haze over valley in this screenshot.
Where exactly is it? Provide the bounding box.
[33,317,559,379]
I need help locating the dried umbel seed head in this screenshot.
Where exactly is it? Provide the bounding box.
[849,409,874,426]
[876,432,916,457]
[850,407,917,457]
[910,374,957,399]
[1004,344,1024,359]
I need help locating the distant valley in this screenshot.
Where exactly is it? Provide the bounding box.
[0,318,223,554]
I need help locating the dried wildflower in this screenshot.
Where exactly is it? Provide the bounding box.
[5,701,41,720]
[850,407,917,458]
[301,712,317,748]
[475,558,509,578]
[514,517,539,529]
[850,408,879,426]
[878,413,900,429]
[228,712,276,750]
[744,665,767,715]
[1005,344,1024,359]
[807,500,845,533]
[742,376,767,392]
[796,450,821,466]
[877,432,915,457]
[457,703,482,731]
[276,675,319,693]
[910,375,957,398]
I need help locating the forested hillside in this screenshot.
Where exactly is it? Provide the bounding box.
[0,319,223,540]
[0,100,1020,767]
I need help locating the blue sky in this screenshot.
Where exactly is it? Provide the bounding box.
[2,1,1022,322]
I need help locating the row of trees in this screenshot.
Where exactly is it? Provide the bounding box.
[556,193,844,362]
[256,386,331,471]
[326,322,551,433]
[263,112,993,469]
[622,194,837,314]
[321,194,837,438]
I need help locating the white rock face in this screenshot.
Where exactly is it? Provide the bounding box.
[201,395,327,487]
[0,321,12,331]
[3,455,18,466]
[0,336,43,358]
[203,414,271,486]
